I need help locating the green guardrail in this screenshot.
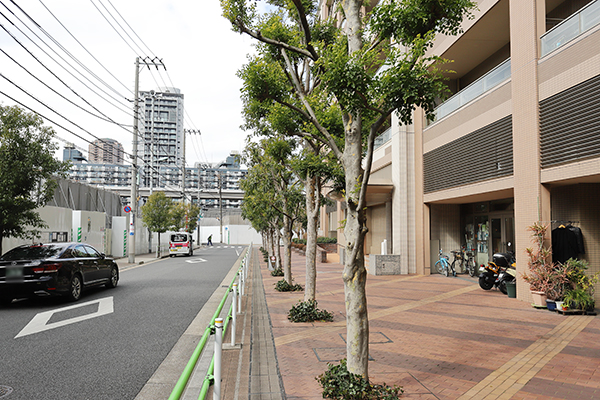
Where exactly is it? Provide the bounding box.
[168,246,251,400]
[198,301,234,400]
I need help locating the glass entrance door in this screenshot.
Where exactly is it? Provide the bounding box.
[474,216,489,266]
[491,216,514,254]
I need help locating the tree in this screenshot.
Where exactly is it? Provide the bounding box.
[241,137,304,283]
[140,191,173,258]
[293,143,340,302]
[171,202,201,234]
[0,105,69,255]
[221,0,476,377]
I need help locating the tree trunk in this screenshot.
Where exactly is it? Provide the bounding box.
[282,214,293,285]
[304,173,319,301]
[156,232,161,259]
[342,133,370,377]
[340,0,370,379]
[275,229,282,270]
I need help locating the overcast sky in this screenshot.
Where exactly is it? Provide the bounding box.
[0,0,259,165]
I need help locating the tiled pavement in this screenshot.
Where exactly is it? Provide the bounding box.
[133,247,600,399]
[251,248,600,400]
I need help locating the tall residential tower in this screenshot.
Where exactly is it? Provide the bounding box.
[138,87,184,189]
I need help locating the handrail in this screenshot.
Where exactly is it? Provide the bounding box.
[167,245,251,400]
[198,302,234,400]
[541,0,600,57]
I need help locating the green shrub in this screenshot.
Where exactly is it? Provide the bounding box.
[316,359,403,400]
[292,237,337,245]
[564,287,595,311]
[271,268,284,277]
[288,299,333,322]
[274,279,303,292]
[317,237,338,244]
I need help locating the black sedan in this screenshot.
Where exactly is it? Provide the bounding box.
[0,242,119,305]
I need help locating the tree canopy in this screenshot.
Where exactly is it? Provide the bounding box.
[222,0,477,378]
[0,105,69,254]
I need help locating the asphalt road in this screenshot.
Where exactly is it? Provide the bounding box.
[0,245,244,400]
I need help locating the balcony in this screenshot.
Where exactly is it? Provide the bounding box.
[374,127,392,150]
[541,0,600,57]
[427,58,511,126]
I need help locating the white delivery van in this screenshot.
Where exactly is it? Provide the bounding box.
[169,233,194,257]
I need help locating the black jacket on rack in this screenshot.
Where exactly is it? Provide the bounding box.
[552,225,584,264]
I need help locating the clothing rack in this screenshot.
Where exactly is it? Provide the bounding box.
[550,220,579,228]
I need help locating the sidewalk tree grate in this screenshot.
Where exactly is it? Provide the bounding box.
[339,332,393,344]
[313,348,374,362]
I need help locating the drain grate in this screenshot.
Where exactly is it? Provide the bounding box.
[0,386,13,398]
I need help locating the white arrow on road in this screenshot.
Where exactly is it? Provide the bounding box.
[185,258,207,263]
[15,297,114,339]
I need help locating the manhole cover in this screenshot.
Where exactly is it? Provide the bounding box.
[0,386,13,398]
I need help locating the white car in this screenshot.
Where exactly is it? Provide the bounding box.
[169,233,194,257]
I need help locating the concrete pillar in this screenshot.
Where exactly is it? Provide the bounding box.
[509,0,547,301]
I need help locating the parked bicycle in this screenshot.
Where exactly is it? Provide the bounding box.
[450,247,477,277]
[464,249,477,277]
[450,249,464,275]
[435,249,455,277]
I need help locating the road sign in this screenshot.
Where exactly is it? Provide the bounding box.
[124,206,132,213]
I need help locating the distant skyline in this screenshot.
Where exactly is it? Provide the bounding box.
[0,0,258,165]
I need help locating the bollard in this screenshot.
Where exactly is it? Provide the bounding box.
[213,318,223,400]
[231,284,237,346]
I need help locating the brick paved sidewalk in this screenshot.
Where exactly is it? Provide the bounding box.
[258,248,600,400]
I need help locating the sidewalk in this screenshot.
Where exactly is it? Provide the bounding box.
[244,247,600,400]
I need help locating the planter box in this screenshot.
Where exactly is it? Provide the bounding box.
[531,291,547,307]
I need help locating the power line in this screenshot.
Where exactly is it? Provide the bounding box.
[0,2,132,112]
[36,0,133,96]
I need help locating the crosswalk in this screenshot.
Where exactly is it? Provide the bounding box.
[203,245,244,249]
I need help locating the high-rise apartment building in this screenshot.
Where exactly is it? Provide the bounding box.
[88,138,124,164]
[321,0,600,302]
[63,144,86,163]
[138,87,185,188]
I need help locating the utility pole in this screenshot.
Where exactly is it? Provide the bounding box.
[129,57,140,264]
[218,171,223,243]
[129,56,166,263]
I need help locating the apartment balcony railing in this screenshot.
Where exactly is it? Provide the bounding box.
[541,0,600,57]
[374,127,392,150]
[426,58,511,126]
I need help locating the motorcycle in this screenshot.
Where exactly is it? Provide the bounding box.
[478,252,516,294]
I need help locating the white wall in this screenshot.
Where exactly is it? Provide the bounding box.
[1,206,73,255]
[72,210,106,253]
[195,225,261,245]
[112,216,128,258]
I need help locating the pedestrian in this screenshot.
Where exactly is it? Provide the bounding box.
[207,234,213,246]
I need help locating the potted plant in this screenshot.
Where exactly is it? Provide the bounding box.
[561,258,598,312]
[522,223,555,307]
[563,288,594,312]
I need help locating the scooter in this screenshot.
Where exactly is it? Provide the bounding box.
[478,252,516,294]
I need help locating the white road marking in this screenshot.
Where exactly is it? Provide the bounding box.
[15,297,114,339]
[185,258,207,263]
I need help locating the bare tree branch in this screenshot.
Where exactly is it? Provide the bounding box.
[357,112,390,211]
[280,48,344,160]
[233,19,316,60]
[291,0,319,60]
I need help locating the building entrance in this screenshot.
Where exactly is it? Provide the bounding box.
[491,216,514,254]
[461,199,514,267]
